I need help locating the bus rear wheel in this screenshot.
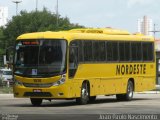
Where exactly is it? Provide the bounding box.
[76,82,89,105]
[30,98,43,106]
[116,80,134,101]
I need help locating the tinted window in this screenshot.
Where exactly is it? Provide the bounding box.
[15,40,67,77]
[69,45,78,78]
[112,42,119,61]
[142,42,154,61]
[84,41,93,61]
[107,41,119,61]
[93,41,106,61]
[131,42,142,61]
[107,42,112,61]
[137,42,142,61]
[78,41,84,62]
[119,42,125,61]
[99,41,106,61]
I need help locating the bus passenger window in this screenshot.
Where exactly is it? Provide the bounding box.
[142,42,154,61]
[84,41,93,62]
[107,42,118,61]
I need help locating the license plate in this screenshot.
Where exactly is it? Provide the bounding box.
[33,89,42,92]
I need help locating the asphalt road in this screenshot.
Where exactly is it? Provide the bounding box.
[0,93,160,120]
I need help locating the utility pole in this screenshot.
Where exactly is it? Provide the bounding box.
[149,24,160,40]
[56,0,59,28]
[12,1,22,15]
[36,0,38,11]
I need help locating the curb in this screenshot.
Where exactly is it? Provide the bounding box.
[0,94,13,95]
[136,85,160,94]
[136,91,160,94]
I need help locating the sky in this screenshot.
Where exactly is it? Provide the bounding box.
[0,0,160,35]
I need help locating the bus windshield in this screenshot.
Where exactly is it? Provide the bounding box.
[14,39,67,77]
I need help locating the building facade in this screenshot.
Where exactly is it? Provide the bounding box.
[137,16,153,36]
[0,7,8,27]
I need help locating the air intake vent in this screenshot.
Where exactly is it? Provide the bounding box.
[23,83,53,88]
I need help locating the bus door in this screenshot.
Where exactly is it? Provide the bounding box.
[68,45,80,97]
[69,45,78,78]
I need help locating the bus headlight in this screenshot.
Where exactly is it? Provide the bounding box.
[52,74,66,86]
[14,80,23,86]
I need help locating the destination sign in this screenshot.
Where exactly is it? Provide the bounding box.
[22,41,39,45]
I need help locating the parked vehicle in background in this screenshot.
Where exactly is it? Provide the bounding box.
[0,68,13,86]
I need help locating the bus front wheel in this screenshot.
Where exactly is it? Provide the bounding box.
[30,98,43,106]
[76,82,89,105]
[116,80,134,101]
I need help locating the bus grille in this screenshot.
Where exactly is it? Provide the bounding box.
[24,92,52,97]
[23,83,53,88]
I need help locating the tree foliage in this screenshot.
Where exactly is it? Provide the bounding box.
[0,27,5,55]
[3,8,84,47]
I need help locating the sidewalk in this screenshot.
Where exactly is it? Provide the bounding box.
[137,85,160,94]
[0,94,14,99]
[156,85,160,90]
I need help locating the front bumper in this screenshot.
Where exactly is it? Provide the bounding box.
[13,84,70,99]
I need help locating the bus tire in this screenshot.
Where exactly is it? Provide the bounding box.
[116,80,134,101]
[30,98,43,106]
[125,80,134,101]
[76,82,89,105]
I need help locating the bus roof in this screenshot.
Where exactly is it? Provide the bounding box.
[17,28,154,42]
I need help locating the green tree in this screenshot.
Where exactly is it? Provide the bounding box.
[0,27,6,66]
[0,27,5,54]
[3,8,84,48]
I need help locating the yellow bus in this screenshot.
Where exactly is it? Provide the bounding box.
[13,28,156,106]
